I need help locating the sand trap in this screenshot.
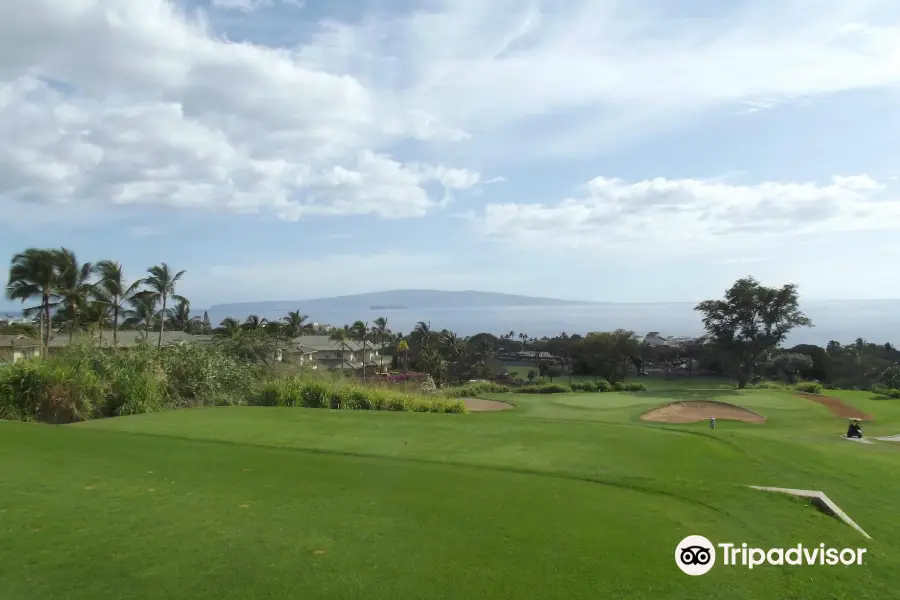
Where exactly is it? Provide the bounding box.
[640,400,765,424]
[462,398,515,412]
[795,393,871,419]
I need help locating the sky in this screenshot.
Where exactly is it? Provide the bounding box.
[2,0,900,309]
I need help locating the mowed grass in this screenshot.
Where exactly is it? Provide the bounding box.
[3,379,900,599]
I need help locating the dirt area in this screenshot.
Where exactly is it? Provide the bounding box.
[462,398,515,412]
[795,393,871,420]
[640,400,766,424]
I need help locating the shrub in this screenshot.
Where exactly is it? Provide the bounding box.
[569,380,612,392]
[443,382,510,397]
[246,376,466,414]
[0,359,102,423]
[872,386,900,399]
[518,383,571,394]
[621,382,648,392]
[794,381,824,394]
[749,380,787,390]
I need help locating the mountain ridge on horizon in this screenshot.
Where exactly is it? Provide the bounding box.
[208,289,606,312]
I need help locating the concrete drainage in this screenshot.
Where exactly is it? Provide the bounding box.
[749,486,871,539]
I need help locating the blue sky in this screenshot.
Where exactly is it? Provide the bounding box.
[2,0,900,309]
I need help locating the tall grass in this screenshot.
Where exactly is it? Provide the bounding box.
[0,343,466,423]
[249,377,466,413]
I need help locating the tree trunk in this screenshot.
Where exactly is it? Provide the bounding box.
[38,299,45,359]
[69,307,76,343]
[113,303,119,350]
[158,296,167,349]
[42,295,51,358]
[98,318,103,347]
[736,368,750,389]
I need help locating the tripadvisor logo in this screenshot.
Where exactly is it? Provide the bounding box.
[674,535,867,576]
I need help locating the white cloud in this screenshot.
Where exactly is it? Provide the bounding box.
[2,0,899,227]
[0,0,477,224]
[298,0,900,158]
[473,174,900,256]
[211,0,273,12]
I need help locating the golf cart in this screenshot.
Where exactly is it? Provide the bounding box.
[846,418,863,439]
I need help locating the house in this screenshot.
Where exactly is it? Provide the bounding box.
[288,335,380,376]
[641,332,710,348]
[46,331,214,353]
[0,334,41,364]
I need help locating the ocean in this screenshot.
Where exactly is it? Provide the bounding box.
[6,300,899,346]
[203,300,900,347]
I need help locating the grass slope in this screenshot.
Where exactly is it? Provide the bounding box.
[2,379,900,599]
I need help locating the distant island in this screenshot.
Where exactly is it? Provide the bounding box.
[209,289,596,316]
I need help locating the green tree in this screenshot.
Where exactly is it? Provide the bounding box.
[695,276,813,389]
[94,260,144,349]
[329,327,350,376]
[54,249,95,343]
[350,320,371,382]
[767,352,814,383]
[538,360,550,378]
[141,263,187,348]
[373,316,390,373]
[282,310,309,338]
[879,365,900,389]
[5,248,62,356]
[527,368,537,382]
[167,299,192,332]
[571,330,641,383]
[214,317,241,338]
[122,293,158,335]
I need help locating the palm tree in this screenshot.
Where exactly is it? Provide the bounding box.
[350,320,371,382]
[54,249,95,343]
[373,316,389,373]
[411,321,434,352]
[141,263,186,348]
[329,327,350,376]
[93,260,144,349]
[167,299,191,331]
[82,299,112,345]
[5,248,61,356]
[397,339,410,373]
[242,315,265,331]
[215,317,241,338]
[122,293,158,336]
[282,310,309,338]
[264,320,284,361]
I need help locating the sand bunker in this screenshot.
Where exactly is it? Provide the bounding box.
[640,400,765,424]
[462,398,515,412]
[795,393,871,419]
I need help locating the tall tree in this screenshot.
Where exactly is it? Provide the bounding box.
[282,310,309,338]
[350,320,372,382]
[372,316,390,373]
[215,317,241,338]
[54,249,95,343]
[141,263,186,348]
[94,260,144,349]
[5,249,62,356]
[329,327,350,376]
[167,299,192,331]
[242,315,265,331]
[695,276,813,388]
[122,293,158,335]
